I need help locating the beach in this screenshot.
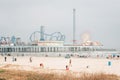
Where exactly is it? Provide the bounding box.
[0,56,120,76]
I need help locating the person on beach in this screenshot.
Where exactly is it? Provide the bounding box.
[29,57,32,62]
[14,57,17,61]
[66,65,69,70]
[69,59,72,67]
[40,63,44,68]
[4,56,7,62]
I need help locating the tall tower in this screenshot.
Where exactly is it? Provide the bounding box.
[73,8,76,45]
[40,26,45,41]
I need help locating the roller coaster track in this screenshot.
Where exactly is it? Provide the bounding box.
[29,31,65,42]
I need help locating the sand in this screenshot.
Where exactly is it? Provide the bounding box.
[0,56,120,76]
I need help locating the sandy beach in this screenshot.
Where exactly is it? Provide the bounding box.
[0,56,120,76]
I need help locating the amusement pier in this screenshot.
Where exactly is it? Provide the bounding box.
[0,9,120,58]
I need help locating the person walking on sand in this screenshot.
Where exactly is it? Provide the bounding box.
[66,65,69,70]
[4,56,7,62]
[69,59,72,67]
[29,57,32,62]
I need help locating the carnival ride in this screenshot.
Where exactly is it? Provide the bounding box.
[0,36,15,43]
[29,26,65,42]
[0,36,22,45]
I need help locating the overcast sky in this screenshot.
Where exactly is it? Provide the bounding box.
[0,0,120,49]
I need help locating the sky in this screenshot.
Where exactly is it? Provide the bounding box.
[0,0,120,49]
